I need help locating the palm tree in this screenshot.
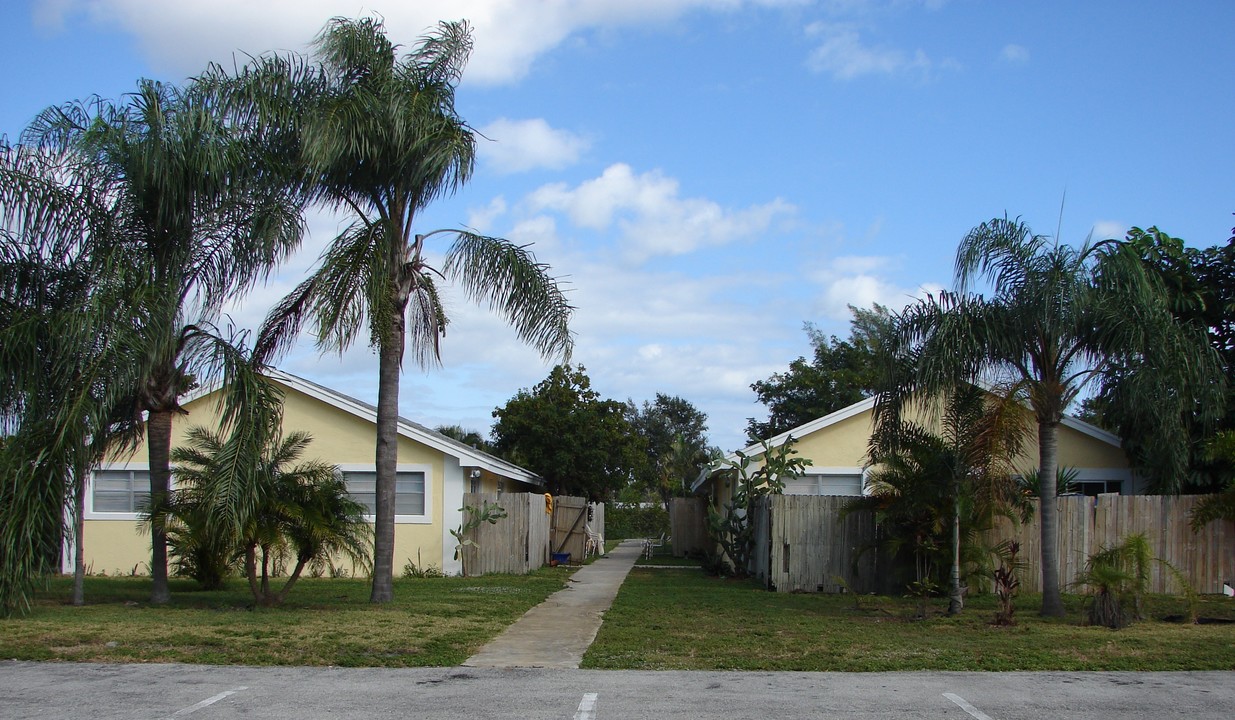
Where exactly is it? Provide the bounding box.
[868,383,1028,615]
[0,139,145,613]
[241,18,573,602]
[159,390,371,605]
[20,79,304,604]
[889,216,1223,615]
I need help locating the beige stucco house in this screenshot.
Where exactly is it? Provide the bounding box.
[694,394,1138,501]
[70,370,543,577]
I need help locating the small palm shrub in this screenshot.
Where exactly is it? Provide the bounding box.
[1075,533,1152,629]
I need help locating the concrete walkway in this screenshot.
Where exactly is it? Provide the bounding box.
[462,539,644,669]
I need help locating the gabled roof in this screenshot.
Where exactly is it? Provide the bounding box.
[183,369,543,486]
[692,392,1123,493]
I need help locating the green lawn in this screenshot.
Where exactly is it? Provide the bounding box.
[9,568,1235,670]
[583,568,1235,671]
[0,571,571,666]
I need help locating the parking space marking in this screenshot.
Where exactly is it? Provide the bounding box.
[574,692,598,720]
[167,687,249,718]
[943,692,994,720]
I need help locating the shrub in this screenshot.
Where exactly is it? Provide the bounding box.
[606,504,669,540]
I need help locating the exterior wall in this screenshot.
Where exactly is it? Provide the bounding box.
[711,401,1134,501]
[790,412,872,467]
[80,519,152,576]
[77,378,505,577]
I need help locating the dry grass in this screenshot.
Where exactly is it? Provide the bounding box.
[1,571,570,666]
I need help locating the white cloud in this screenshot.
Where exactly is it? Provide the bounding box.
[810,254,944,320]
[528,163,795,261]
[804,21,931,80]
[50,0,806,85]
[1091,220,1126,241]
[1001,43,1029,64]
[466,196,508,232]
[476,118,590,173]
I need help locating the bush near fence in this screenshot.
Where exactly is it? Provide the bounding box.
[607,503,669,540]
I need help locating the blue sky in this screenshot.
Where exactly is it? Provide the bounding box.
[3,1,1232,452]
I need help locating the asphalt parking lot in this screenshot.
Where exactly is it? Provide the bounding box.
[1,661,1233,719]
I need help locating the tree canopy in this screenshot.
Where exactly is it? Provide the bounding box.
[747,305,892,443]
[492,364,643,500]
[627,394,712,506]
[1079,224,1235,491]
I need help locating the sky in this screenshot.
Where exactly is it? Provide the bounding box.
[2,1,1232,453]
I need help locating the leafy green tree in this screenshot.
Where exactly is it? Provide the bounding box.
[747,305,892,442]
[492,364,643,500]
[236,18,572,603]
[1080,225,1235,490]
[886,216,1223,616]
[628,394,712,507]
[435,425,494,454]
[17,78,304,605]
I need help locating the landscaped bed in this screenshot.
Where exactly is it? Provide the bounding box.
[0,571,571,667]
[583,567,1235,671]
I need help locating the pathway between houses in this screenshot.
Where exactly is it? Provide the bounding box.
[462,539,644,669]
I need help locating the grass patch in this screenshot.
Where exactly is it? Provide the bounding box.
[583,568,1235,671]
[1,571,571,667]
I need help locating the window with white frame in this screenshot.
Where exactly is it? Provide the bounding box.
[341,468,427,517]
[92,468,151,513]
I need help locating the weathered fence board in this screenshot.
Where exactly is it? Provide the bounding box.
[751,493,1235,595]
[985,494,1235,595]
[459,492,550,576]
[670,497,709,557]
[754,495,877,593]
[550,496,604,563]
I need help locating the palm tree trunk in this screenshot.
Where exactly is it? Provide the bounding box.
[276,558,309,605]
[245,544,260,604]
[948,484,962,615]
[72,462,86,606]
[147,410,173,604]
[370,309,405,603]
[1038,420,1065,617]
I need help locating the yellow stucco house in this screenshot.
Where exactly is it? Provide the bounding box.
[71,370,543,577]
[693,394,1138,500]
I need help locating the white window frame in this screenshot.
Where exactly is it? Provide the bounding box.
[337,463,433,524]
[86,462,154,520]
[789,468,868,496]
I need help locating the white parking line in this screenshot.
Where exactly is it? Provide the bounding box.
[167,687,249,718]
[574,692,598,720]
[943,692,994,720]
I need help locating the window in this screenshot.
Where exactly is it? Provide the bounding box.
[342,469,426,517]
[92,468,150,514]
[1076,479,1122,497]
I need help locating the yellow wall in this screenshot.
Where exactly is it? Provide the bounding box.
[80,520,153,576]
[791,412,873,467]
[709,401,1131,503]
[83,378,476,577]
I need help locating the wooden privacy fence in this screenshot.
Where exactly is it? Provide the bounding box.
[751,495,878,593]
[669,497,709,557]
[982,494,1235,595]
[750,493,1235,595]
[550,496,605,562]
[459,492,550,577]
